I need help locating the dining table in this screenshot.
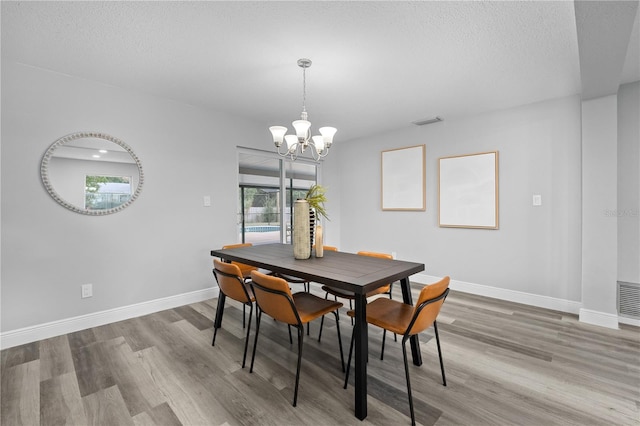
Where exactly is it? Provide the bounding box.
[210,243,425,420]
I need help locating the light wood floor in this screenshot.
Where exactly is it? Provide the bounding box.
[2,284,639,425]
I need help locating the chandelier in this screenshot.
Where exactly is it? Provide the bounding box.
[269,58,336,161]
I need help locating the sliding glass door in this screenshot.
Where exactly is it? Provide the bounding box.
[238,150,318,245]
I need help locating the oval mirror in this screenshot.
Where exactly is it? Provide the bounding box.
[41,132,144,215]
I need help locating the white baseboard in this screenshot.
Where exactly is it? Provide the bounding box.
[1,287,219,350]
[415,274,631,330]
[414,273,583,314]
[618,316,640,327]
[579,308,619,329]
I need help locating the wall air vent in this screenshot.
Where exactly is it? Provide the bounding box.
[618,281,640,319]
[412,116,443,126]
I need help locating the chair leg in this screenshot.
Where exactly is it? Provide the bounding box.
[401,336,416,426]
[292,326,304,407]
[241,303,253,368]
[380,329,387,360]
[250,309,262,373]
[333,311,345,372]
[243,303,246,329]
[212,325,220,347]
[212,293,226,346]
[434,320,447,386]
[318,292,329,342]
[318,315,325,342]
[344,330,355,389]
[288,324,293,344]
[389,292,397,342]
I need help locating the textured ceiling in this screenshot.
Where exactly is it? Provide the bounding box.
[2,1,638,143]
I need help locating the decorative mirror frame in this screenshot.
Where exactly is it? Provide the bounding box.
[41,132,144,215]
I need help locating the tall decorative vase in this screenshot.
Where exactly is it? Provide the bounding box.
[309,209,315,253]
[315,224,324,258]
[293,199,311,259]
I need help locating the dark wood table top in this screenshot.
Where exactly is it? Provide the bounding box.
[211,243,424,294]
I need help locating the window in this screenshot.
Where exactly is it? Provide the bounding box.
[238,150,319,245]
[85,175,132,210]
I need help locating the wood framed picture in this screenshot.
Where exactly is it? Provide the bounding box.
[381,144,426,211]
[438,151,499,229]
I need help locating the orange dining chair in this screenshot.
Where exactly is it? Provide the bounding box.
[221,243,258,282]
[318,251,395,344]
[212,259,255,368]
[220,243,259,328]
[277,245,339,337]
[249,270,345,407]
[344,276,450,426]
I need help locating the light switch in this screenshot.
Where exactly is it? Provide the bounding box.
[532,194,542,206]
[203,196,211,207]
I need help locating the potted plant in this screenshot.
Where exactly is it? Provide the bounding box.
[306,184,329,257]
[293,184,329,259]
[305,184,329,222]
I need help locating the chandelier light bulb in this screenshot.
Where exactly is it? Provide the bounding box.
[269,126,288,147]
[285,135,298,152]
[312,135,325,154]
[292,120,311,141]
[319,127,337,148]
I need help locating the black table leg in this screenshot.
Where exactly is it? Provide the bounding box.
[400,277,422,366]
[214,293,226,328]
[354,293,368,420]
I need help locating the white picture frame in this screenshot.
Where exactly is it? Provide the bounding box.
[438,151,499,229]
[381,145,426,211]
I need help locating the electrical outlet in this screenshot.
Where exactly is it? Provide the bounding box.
[532,194,542,206]
[203,195,211,207]
[81,283,93,298]
[391,251,397,259]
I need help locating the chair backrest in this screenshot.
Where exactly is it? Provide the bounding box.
[222,243,253,250]
[250,271,299,326]
[407,276,450,335]
[313,245,338,252]
[357,251,392,260]
[213,259,252,303]
[221,243,257,275]
[357,251,393,294]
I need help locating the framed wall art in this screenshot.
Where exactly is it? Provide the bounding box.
[438,151,499,229]
[381,144,426,211]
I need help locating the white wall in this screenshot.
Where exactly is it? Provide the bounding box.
[580,95,619,327]
[331,96,583,303]
[1,62,265,333]
[617,82,640,284]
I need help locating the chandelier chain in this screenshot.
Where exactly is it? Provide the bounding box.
[302,65,307,113]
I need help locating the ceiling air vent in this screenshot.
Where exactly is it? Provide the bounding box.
[618,281,640,319]
[412,116,443,126]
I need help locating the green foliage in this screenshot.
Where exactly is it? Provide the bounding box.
[305,184,329,221]
[85,175,130,193]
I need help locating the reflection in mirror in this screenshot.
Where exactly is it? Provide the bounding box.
[41,132,144,215]
[85,175,132,210]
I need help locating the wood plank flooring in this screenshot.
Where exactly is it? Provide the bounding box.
[2,285,639,425]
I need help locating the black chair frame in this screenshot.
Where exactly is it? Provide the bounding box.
[344,287,450,426]
[318,283,396,346]
[212,267,254,368]
[220,257,252,328]
[249,281,345,407]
